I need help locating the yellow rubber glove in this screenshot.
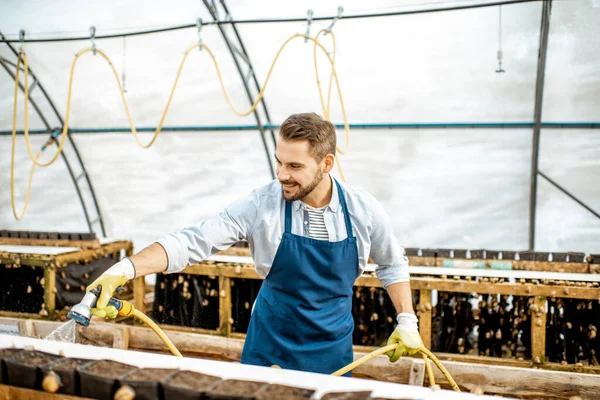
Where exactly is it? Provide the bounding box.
[86,258,135,319]
[386,313,424,362]
[91,305,119,319]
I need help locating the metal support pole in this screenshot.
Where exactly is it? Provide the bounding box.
[1,32,106,236]
[202,0,276,179]
[529,0,552,250]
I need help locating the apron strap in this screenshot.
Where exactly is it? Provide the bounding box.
[334,179,354,238]
[284,199,292,233]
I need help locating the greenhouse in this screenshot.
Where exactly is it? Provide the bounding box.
[0,1,598,399]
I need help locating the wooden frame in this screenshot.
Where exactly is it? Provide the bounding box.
[0,240,133,318]
[133,256,600,372]
[2,316,600,399]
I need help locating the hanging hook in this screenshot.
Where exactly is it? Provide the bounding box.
[122,36,128,93]
[495,6,505,73]
[196,18,203,51]
[89,26,96,55]
[324,6,343,36]
[304,9,313,43]
[19,29,25,52]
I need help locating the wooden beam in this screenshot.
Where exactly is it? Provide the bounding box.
[132,277,146,316]
[418,290,432,349]
[409,277,600,300]
[0,311,44,320]
[0,241,132,268]
[183,263,261,279]
[531,295,547,364]
[0,237,100,249]
[217,247,593,274]
[112,326,130,350]
[181,261,600,300]
[408,359,425,386]
[43,266,56,317]
[219,276,232,336]
[0,384,93,400]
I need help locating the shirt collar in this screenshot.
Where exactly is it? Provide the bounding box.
[293,175,340,213]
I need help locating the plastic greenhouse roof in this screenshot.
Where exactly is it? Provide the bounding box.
[0,0,598,253]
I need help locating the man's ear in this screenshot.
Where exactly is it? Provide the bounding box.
[322,154,335,173]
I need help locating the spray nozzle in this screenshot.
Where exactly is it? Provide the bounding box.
[67,286,130,326]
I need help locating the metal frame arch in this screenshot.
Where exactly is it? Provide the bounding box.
[202,0,277,180]
[0,31,106,236]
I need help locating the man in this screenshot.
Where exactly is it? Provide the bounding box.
[89,113,424,375]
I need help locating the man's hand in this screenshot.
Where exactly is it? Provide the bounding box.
[86,258,135,319]
[386,313,424,362]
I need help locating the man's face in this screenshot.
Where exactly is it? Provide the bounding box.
[275,138,324,202]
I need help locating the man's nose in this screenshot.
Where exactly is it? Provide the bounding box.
[277,167,290,181]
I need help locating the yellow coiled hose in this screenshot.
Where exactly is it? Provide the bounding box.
[10,30,350,220]
[115,299,182,357]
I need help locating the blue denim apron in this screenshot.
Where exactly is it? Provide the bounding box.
[241,180,359,376]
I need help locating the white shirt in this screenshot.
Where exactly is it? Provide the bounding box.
[157,177,409,288]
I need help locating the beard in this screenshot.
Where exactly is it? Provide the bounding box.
[280,171,324,202]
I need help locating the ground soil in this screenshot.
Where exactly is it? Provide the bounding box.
[257,384,314,399]
[84,360,137,379]
[52,358,91,371]
[207,379,266,398]
[166,370,221,391]
[320,391,372,400]
[123,368,175,382]
[7,350,58,366]
[0,348,18,358]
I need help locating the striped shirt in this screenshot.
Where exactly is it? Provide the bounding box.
[303,203,328,240]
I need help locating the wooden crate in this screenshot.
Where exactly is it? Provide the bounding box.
[0,239,133,318]
[136,252,600,375]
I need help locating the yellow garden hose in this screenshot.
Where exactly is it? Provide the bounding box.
[113,299,182,357]
[132,309,182,357]
[424,352,435,387]
[10,30,351,220]
[331,344,460,392]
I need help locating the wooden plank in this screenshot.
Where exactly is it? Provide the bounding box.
[53,241,132,267]
[531,295,547,364]
[408,359,425,386]
[0,241,132,268]
[418,290,432,349]
[183,263,260,279]
[0,311,44,320]
[514,260,589,274]
[132,277,146,316]
[43,266,56,317]
[112,326,130,350]
[0,384,93,400]
[17,320,36,337]
[409,277,600,301]
[217,248,592,274]
[0,237,100,249]
[427,359,600,399]
[219,276,232,336]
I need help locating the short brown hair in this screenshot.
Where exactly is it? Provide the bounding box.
[279,113,336,161]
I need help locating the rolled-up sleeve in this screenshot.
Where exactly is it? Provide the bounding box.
[156,191,259,273]
[368,199,410,288]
